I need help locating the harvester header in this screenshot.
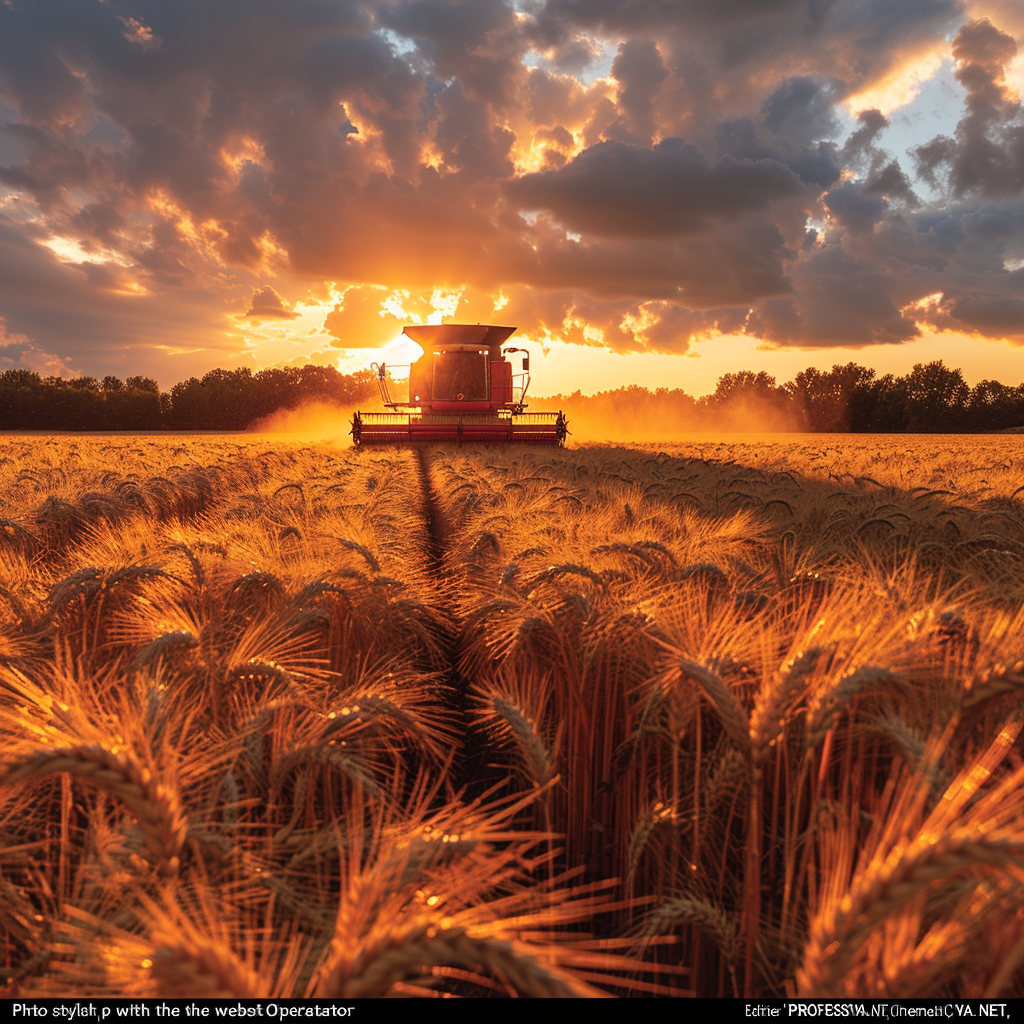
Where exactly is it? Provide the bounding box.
[352,324,567,446]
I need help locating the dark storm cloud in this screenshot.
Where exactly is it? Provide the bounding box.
[754,16,1024,350]
[631,302,750,352]
[713,117,842,189]
[603,40,668,145]
[843,108,890,161]
[542,35,605,76]
[822,156,917,236]
[751,186,1024,347]
[861,161,918,204]
[528,0,812,35]
[528,0,962,97]
[507,138,807,237]
[0,123,102,212]
[824,183,889,234]
[519,217,796,306]
[748,242,920,346]
[0,0,1022,376]
[948,293,1024,333]
[378,0,524,106]
[762,77,841,146]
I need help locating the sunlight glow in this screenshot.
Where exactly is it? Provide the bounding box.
[844,45,946,116]
[42,235,133,267]
[902,292,946,314]
[510,125,587,176]
[1007,52,1024,104]
[254,231,290,274]
[620,306,659,343]
[118,15,159,49]
[107,278,150,297]
[147,190,235,266]
[427,288,462,324]
[378,287,466,325]
[805,216,827,245]
[219,136,266,174]
[334,334,423,375]
[381,290,420,323]
[419,141,447,173]
[341,110,394,174]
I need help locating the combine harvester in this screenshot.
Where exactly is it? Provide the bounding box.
[352,324,568,446]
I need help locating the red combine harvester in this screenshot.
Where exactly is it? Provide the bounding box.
[351,324,568,445]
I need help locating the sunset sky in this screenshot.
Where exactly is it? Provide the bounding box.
[1,0,1023,396]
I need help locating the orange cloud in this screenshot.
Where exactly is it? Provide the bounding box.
[246,286,300,320]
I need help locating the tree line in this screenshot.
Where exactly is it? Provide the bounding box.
[1,358,1022,433]
[548,360,1024,436]
[0,365,378,431]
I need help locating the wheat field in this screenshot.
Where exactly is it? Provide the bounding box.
[1,433,1023,998]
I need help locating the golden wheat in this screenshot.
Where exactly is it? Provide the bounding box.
[2,433,1024,997]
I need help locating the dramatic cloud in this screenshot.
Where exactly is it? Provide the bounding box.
[246,286,300,319]
[0,0,1022,385]
[507,138,807,237]
[913,18,1024,196]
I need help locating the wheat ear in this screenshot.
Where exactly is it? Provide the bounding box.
[0,745,187,876]
[798,831,1024,996]
[639,896,737,961]
[490,696,554,786]
[678,658,751,758]
[750,647,825,762]
[319,925,603,998]
[150,941,261,998]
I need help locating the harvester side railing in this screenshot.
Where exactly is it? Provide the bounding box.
[511,371,530,410]
[370,362,411,408]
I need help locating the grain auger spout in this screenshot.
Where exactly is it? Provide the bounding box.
[352,324,568,446]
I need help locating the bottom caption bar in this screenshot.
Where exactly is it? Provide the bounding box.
[1,1000,1023,1021]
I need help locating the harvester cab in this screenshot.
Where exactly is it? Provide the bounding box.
[352,324,568,445]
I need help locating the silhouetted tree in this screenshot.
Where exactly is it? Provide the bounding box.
[2,359,1022,434]
[710,371,780,405]
[702,371,794,429]
[164,364,377,430]
[965,379,1024,432]
[785,363,877,432]
[848,374,909,432]
[904,361,969,431]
